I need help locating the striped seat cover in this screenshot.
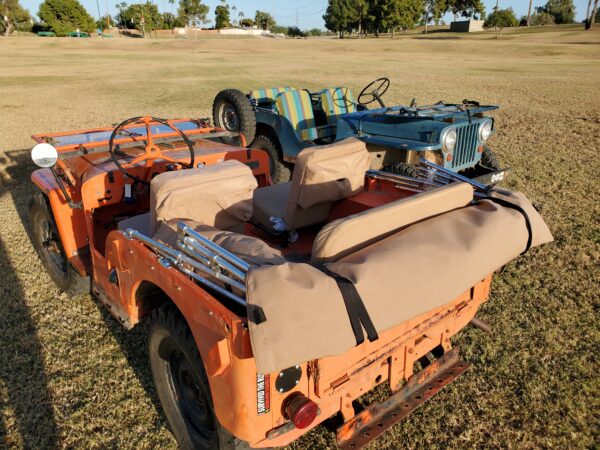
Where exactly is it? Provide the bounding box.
[249,87,294,105]
[320,87,357,126]
[274,90,318,141]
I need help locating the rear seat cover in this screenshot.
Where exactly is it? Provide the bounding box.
[246,189,553,373]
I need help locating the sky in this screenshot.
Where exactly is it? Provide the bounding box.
[19,0,591,28]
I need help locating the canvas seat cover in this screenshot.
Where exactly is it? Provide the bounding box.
[154,219,286,267]
[252,138,370,231]
[246,188,553,373]
[149,160,257,236]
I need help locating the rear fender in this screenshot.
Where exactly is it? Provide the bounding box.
[31,168,90,275]
[254,110,310,161]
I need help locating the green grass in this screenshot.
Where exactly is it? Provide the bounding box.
[0,26,599,449]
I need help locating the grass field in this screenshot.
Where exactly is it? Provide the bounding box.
[0,26,599,449]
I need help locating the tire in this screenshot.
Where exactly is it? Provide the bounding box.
[391,162,418,178]
[251,134,292,184]
[28,191,90,296]
[212,89,256,146]
[480,146,500,170]
[148,304,254,450]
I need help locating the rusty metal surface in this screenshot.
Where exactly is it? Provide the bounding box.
[336,348,470,450]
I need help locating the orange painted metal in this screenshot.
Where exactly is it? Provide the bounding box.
[30,122,495,448]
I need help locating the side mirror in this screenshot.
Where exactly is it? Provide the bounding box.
[31,143,58,168]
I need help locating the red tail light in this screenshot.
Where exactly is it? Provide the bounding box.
[284,393,318,429]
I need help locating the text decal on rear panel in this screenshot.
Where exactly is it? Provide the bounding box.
[257,373,271,415]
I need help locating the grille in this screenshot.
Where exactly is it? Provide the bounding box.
[451,123,479,169]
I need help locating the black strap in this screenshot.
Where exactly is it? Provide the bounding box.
[314,264,379,346]
[477,196,533,255]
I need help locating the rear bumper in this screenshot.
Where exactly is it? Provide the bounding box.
[336,347,470,450]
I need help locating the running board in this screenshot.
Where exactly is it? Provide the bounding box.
[336,347,470,450]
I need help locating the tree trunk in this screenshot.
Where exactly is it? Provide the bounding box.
[527,0,533,25]
[587,0,599,29]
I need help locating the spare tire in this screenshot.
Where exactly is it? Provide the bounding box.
[212,89,256,146]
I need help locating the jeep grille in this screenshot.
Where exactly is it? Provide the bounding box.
[451,123,479,170]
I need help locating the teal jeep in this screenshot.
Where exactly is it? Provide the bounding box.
[212,78,505,184]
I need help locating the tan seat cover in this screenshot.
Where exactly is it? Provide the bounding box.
[154,220,286,267]
[252,138,370,231]
[150,160,257,235]
[312,182,474,264]
[246,189,553,373]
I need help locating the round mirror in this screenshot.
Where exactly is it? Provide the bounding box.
[31,143,59,168]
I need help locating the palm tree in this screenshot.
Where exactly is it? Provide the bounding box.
[527,0,533,25]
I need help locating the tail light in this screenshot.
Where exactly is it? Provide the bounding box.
[284,393,318,429]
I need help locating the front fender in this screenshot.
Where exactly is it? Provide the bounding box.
[31,168,90,275]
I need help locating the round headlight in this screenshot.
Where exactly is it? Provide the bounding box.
[442,128,457,153]
[479,120,493,142]
[31,143,58,168]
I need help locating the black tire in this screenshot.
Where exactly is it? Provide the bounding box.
[28,191,90,296]
[148,304,254,450]
[480,146,500,170]
[391,162,418,178]
[251,134,292,184]
[212,89,256,146]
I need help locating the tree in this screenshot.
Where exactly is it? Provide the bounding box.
[287,25,306,37]
[117,1,162,34]
[527,0,533,25]
[178,0,209,27]
[346,0,369,37]
[484,7,518,29]
[240,17,254,27]
[215,4,229,28]
[254,10,275,30]
[584,0,599,29]
[308,27,323,36]
[439,0,485,20]
[379,0,423,37]
[96,14,113,30]
[38,0,96,36]
[536,0,575,24]
[0,0,31,35]
[323,0,349,37]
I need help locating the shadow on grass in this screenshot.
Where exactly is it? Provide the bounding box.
[0,151,58,449]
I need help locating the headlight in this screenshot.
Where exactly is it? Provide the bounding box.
[441,128,457,153]
[31,143,58,168]
[479,120,493,142]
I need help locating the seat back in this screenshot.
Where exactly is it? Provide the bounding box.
[249,87,294,108]
[283,138,370,230]
[311,182,474,264]
[149,160,258,235]
[274,90,318,141]
[320,87,357,127]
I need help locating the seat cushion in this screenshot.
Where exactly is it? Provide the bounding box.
[150,160,257,235]
[118,212,151,236]
[250,87,294,107]
[253,182,331,232]
[312,183,474,264]
[321,87,357,126]
[275,90,318,141]
[154,220,286,267]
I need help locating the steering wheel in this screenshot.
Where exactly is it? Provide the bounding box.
[108,116,195,184]
[358,77,390,108]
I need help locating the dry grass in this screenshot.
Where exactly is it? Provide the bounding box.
[1,26,599,449]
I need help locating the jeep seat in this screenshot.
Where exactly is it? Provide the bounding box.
[249,87,294,109]
[149,160,258,236]
[274,89,321,141]
[320,87,357,129]
[252,138,370,233]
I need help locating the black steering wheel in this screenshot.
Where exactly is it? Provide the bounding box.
[108,116,195,185]
[358,77,390,108]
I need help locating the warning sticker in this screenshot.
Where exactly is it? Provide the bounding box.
[257,373,270,415]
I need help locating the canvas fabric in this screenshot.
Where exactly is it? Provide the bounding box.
[246,189,553,373]
[149,160,257,235]
[154,220,286,267]
[312,182,474,264]
[275,90,318,141]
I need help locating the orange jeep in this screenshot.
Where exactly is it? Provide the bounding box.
[28,116,552,449]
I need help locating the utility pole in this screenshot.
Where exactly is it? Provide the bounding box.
[527,0,533,25]
[587,0,599,30]
[296,9,298,28]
